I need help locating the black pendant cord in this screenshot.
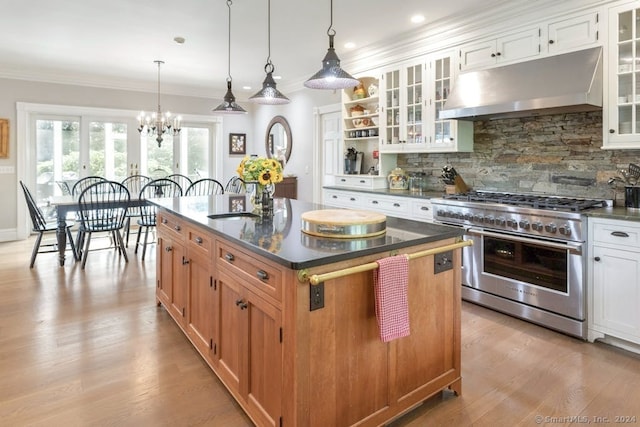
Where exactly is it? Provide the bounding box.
[327,0,335,37]
[156,61,161,113]
[226,0,232,83]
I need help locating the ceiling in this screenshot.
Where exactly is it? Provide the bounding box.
[0,0,512,100]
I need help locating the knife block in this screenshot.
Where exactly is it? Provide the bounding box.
[445,176,469,194]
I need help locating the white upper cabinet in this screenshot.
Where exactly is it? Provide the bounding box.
[547,12,600,54]
[459,27,541,72]
[605,1,640,149]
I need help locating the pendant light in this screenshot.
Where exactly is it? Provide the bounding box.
[213,0,246,114]
[304,0,359,90]
[249,0,290,104]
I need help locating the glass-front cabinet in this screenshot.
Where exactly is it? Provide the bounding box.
[379,52,472,153]
[607,2,640,149]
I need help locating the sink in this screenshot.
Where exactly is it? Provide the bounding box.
[207,212,260,220]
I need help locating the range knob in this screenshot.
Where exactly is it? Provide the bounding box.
[453,212,463,219]
[484,215,495,224]
[531,222,544,231]
[545,223,557,233]
[473,214,483,222]
[437,209,446,217]
[506,218,518,228]
[558,224,572,236]
[495,217,506,226]
[463,213,472,221]
[519,220,530,229]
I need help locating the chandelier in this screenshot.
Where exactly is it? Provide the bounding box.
[138,60,182,147]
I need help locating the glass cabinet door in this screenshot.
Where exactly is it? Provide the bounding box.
[432,56,453,147]
[405,64,423,145]
[615,8,640,135]
[383,69,400,147]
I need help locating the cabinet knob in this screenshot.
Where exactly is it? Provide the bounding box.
[174,225,181,231]
[235,299,248,310]
[195,236,203,244]
[225,253,235,262]
[256,270,269,281]
[235,298,244,306]
[549,39,555,44]
[594,256,601,262]
[609,129,616,134]
[491,53,496,58]
[165,246,173,252]
[496,52,501,56]
[182,257,190,265]
[162,218,168,224]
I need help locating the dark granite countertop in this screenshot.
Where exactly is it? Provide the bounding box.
[586,206,640,222]
[323,185,445,200]
[149,195,463,270]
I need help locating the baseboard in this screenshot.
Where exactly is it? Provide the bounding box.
[0,228,19,242]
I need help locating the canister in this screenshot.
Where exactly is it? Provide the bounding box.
[409,172,427,194]
[625,186,640,209]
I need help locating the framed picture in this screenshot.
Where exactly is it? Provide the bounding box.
[229,195,246,213]
[0,119,8,158]
[229,133,246,155]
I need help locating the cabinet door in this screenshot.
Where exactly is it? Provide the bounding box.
[168,240,187,324]
[186,250,215,359]
[381,69,401,148]
[242,289,283,427]
[459,39,496,71]
[157,235,173,306]
[592,245,640,341]
[606,3,640,149]
[497,27,540,63]
[215,269,243,395]
[547,12,599,54]
[404,63,424,147]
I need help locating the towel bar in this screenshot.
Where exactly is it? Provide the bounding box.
[298,240,473,285]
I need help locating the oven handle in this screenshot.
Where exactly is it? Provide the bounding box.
[467,228,583,254]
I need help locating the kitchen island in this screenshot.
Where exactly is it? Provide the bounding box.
[150,194,467,427]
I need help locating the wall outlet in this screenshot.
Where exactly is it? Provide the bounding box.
[0,166,15,174]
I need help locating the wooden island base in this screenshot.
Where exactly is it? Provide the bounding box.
[155,207,462,427]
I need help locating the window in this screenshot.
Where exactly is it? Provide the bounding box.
[89,121,128,181]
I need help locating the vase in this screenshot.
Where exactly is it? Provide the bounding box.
[249,182,274,215]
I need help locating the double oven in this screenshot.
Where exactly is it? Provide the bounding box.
[431,191,610,339]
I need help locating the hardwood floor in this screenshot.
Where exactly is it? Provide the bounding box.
[1,236,640,426]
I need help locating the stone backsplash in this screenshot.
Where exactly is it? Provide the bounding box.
[397,111,640,206]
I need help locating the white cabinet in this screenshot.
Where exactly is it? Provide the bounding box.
[459,27,541,72]
[588,218,640,348]
[379,52,472,153]
[547,12,600,54]
[605,2,640,149]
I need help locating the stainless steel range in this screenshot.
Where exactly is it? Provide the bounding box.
[431,191,611,339]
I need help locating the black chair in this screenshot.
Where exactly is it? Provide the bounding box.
[72,176,107,196]
[76,181,130,269]
[167,174,192,193]
[121,174,151,246]
[20,181,77,268]
[224,176,246,194]
[185,178,225,196]
[136,179,183,260]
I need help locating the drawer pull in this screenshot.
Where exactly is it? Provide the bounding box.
[420,206,430,211]
[393,203,400,207]
[611,231,629,238]
[256,270,269,281]
[182,257,190,265]
[162,218,168,224]
[235,299,248,310]
[340,178,346,182]
[165,246,173,252]
[350,197,356,201]
[359,180,366,184]
[225,253,235,262]
[372,200,379,204]
[174,225,181,231]
[332,195,337,199]
[235,298,244,306]
[594,256,601,262]
[195,236,203,244]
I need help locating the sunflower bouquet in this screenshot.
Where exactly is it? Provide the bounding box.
[236,155,284,187]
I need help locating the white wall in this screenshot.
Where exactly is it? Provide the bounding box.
[0,77,337,240]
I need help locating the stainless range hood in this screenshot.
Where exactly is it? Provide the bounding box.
[439,46,603,120]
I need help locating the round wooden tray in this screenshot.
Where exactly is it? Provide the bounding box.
[301,209,386,239]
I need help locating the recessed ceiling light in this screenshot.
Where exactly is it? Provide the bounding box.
[410,14,425,24]
[173,36,186,44]
[344,42,356,49]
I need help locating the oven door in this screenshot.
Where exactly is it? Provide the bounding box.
[467,228,584,320]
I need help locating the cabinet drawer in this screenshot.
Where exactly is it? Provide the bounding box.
[364,195,409,217]
[324,190,366,209]
[217,241,282,303]
[591,219,640,249]
[334,175,387,189]
[186,225,212,257]
[157,211,185,241]
[410,199,434,222]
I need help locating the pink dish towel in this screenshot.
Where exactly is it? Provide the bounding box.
[373,254,410,342]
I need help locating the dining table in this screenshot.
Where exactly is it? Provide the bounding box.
[50,195,148,266]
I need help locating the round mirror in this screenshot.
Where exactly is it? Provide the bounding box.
[265,115,292,166]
